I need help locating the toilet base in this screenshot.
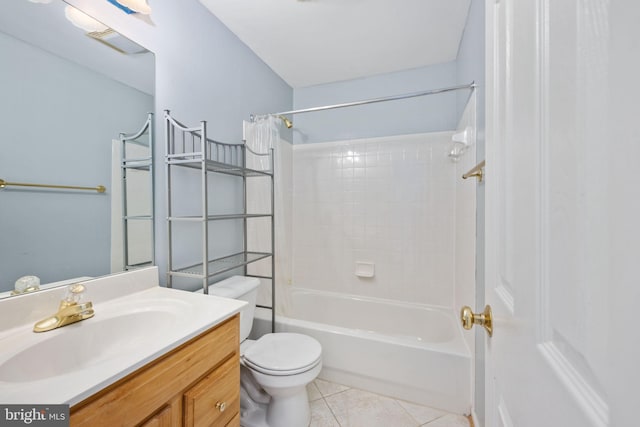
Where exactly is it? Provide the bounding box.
[239,366,315,427]
[265,387,311,427]
[240,401,268,427]
[239,388,311,427]
[239,369,270,427]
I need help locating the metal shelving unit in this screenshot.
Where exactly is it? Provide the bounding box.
[120,112,154,271]
[164,111,275,329]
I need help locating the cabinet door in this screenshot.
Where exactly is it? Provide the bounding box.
[183,355,240,427]
[140,396,182,427]
[140,405,173,427]
[224,413,240,427]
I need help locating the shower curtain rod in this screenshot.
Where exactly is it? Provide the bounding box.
[252,81,475,120]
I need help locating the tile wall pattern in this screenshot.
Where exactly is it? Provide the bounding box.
[292,132,457,306]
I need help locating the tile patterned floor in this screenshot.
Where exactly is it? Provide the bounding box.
[307,379,470,427]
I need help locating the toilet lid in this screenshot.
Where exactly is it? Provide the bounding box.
[243,333,322,376]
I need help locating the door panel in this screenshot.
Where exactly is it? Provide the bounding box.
[484,0,610,426]
[540,2,609,423]
[608,2,640,425]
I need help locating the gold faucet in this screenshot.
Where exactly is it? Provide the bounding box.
[33,284,95,333]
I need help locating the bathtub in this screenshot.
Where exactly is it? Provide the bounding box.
[251,287,471,414]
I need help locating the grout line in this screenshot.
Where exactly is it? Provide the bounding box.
[393,398,422,426]
[421,414,448,426]
[322,395,343,427]
[309,381,322,402]
[315,380,351,399]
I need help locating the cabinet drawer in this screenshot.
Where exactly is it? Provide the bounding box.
[184,355,240,427]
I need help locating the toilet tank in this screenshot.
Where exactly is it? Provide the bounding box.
[206,276,260,342]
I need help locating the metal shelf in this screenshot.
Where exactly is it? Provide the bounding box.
[168,213,273,222]
[124,215,153,220]
[121,161,152,171]
[125,261,154,269]
[169,251,272,279]
[166,157,272,177]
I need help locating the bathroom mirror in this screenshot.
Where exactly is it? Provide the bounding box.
[0,0,155,296]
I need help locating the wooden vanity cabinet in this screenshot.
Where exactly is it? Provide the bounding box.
[70,314,240,427]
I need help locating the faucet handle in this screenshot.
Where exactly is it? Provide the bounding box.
[63,283,87,304]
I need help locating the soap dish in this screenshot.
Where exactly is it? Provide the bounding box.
[355,261,375,278]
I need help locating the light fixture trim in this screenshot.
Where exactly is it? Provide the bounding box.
[106,0,136,15]
[112,0,152,15]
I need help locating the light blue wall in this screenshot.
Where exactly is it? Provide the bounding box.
[292,62,458,144]
[0,32,153,290]
[67,0,293,143]
[457,1,486,159]
[456,0,485,425]
[66,0,293,288]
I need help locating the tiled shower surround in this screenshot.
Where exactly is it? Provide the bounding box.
[292,132,458,307]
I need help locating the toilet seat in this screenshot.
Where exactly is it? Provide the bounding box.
[244,356,321,376]
[242,333,322,376]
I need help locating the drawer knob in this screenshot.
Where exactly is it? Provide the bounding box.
[216,401,227,412]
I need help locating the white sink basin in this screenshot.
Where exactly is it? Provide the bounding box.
[0,280,245,405]
[0,308,178,383]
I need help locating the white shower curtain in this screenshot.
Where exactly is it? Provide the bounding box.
[243,116,292,315]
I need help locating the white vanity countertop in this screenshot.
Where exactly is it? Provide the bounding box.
[0,267,246,406]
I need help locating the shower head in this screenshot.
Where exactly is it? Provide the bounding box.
[276,115,293,129]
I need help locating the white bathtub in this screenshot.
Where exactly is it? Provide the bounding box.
[251,287,471,414]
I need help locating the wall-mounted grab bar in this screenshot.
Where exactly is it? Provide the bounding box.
[462,160,485,183]
[0,179,106,193]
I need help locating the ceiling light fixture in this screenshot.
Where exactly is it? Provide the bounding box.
[64,5,108,33]
[87,28,149,55]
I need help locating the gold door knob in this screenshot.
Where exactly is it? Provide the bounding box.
[216,401,227,412]
[460,305,493,337]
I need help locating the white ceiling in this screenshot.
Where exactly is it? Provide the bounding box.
[199,0,471,88]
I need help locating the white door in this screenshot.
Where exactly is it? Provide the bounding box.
[483,1,640,426]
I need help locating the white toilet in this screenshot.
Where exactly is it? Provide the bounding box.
[205,276,322,427]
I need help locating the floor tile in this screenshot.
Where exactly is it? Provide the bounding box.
[314,378,350,397]
[397,400,448,425]
[324,388,418,427]
[307,381,323,401]
[309,398,340,427]
[307,379,469,427]
[423,413,470,427]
